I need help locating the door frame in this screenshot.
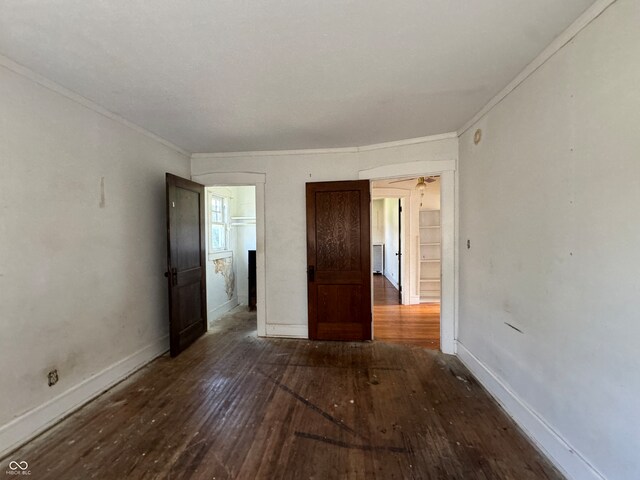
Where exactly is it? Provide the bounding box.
[371,189,411,305]
[190,172,267,337]
[360,160,457,355]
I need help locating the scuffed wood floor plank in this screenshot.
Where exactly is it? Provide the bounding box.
[2,309,563,479]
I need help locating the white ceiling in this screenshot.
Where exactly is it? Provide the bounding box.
[0,0,595,153]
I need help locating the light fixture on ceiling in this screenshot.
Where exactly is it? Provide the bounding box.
[416,176,428,207]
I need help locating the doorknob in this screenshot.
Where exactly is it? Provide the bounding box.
[307,265,315,282]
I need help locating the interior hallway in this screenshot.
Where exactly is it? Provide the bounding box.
[3,309,561,479]
[374,275,440,349]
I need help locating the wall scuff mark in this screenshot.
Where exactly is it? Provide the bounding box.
[99,177,106,208]
[504,322,524,334]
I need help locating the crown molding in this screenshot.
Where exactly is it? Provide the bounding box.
[0,54,190,158]
[457,0,618,137]
[356,132,457,152]
[191,132,458,159]
[191,146,358,159]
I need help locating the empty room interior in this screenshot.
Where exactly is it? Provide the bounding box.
[0,1,638,479]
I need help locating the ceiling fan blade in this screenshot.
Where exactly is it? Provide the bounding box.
[425,177,437,183]
[387,177,417,184]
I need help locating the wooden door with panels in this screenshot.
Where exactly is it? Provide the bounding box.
[165,173,208,357]
[306,180,372,341]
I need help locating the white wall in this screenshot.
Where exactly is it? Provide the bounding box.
[0,63,189,455]
[371,199,385,244]
[192,137,458,338]
[383,199,400,288]
[458,1,640,479]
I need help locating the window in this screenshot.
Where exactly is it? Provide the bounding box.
[209,193,228,251]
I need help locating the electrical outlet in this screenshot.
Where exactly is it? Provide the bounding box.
[48,369,58,387]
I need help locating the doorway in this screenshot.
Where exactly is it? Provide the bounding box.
[204,186,257,329]
[190,172,267,337]
[372,198,402,303]
[371,176,441,349]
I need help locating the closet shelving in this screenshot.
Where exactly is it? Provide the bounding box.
[419,209,441,303]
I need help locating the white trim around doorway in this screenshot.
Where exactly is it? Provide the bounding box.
[359,160,457,355]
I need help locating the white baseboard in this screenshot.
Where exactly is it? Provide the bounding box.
[207,298,238,324]
[456,341,605,480]
[383,273,399,290]
[265,324,308,338]
[0,336,169,459]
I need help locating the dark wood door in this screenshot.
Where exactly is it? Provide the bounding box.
[306,180,372,341]
[166,173,207,357]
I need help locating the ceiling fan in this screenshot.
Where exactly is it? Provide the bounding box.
[387,176,437,185]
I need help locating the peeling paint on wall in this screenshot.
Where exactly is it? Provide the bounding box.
[214,257,235,300]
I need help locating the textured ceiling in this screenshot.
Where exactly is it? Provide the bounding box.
[0,0,595,153]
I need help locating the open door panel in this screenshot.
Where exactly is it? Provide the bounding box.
[166,173,207,357]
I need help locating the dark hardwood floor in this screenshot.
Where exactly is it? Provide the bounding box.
[374,275,441,349]
[3,309,562,479]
